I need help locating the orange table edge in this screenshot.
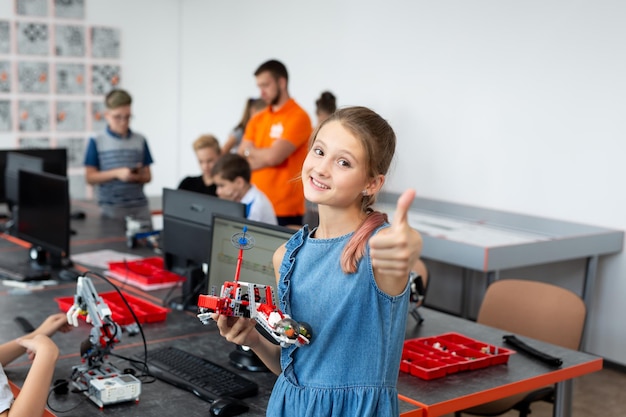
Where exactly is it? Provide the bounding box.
[421,357,603,417]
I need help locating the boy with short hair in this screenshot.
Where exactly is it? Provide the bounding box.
[84,89,154,221]
[211,153,277,225]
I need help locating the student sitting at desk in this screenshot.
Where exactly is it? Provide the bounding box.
[0,313,72,417]
[211,153,277,225]
[178,134,221,196]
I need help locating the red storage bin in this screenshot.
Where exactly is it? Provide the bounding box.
[463,342,515,365]
[447,347,491,370]
[401,332,515,380]
[407,358,448,380]
[55,291,169,325]
[107,257,185,290]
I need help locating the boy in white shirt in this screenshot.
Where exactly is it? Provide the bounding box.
[212,153,277,225]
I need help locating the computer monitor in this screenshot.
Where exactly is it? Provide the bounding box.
[4,152,44,210]
[0,148,68,204]
[207,213,296,371]
[207,214,295,292]
[161,188,246,309]
[16,170,71,270]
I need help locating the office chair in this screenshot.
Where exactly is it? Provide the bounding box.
[455,279,586,417]
[409,259,430,324]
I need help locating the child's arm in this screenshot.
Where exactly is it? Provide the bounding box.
[0,313,70,367]
[4,335,59,417]
[370,189,423,296]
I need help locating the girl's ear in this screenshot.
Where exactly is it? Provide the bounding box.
[364,174,385,196]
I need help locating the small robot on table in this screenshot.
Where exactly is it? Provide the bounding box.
[196,227,312,348]
[66,276,141,408]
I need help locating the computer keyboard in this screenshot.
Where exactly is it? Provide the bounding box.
[141,346,258,401]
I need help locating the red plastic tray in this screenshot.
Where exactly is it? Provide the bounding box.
[107,257,186,290]
[401,332,515,380]
[55,291,169,325]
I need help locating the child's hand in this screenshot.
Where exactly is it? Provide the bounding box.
[17,334,59,362]
[212,313,260,348]
[116,166,140,182]
[36,312,73,337]
[370,189,423,280]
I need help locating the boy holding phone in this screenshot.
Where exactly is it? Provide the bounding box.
[84,89,154,221]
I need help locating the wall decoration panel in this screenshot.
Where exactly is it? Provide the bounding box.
[16,0,48,17]
[54,24,85,57]
[16,21,49,55]
[17,61,49,93]
[54,0,84,19]
[18,99,49,131]
[55,100,86,132]
[91,26,120,59]
[3,0,123,199]
[0,21,10,54]
[0,61,11,93]
[0,101,11,132]
[55,63,85,94]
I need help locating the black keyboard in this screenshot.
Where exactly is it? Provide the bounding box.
[142,346,258,401]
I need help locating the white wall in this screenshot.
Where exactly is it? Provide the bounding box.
[3,0,625,365]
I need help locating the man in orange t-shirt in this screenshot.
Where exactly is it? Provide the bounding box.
[239,59,312,226]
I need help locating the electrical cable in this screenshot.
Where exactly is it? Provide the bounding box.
[83,270,150,377]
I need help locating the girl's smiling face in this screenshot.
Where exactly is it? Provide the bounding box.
[302,120,375,209]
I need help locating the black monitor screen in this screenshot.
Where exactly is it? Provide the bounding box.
[0,148,67,204]
[162,188,247,271]
[161,188,246,308]
[5,152,44,207]
[16,170,70,263]
[207,214,295,294]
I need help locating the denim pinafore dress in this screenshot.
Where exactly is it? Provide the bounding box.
[266,225,410,417]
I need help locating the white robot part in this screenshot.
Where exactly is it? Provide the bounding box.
[66,275,141,407]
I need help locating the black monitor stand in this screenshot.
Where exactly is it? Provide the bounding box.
[229,345,269,372]
[28,245,72,270]
[170,266,207,312]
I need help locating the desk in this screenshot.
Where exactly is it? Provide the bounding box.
[376,192,624,325]
[0,205,602,417]
[0,202,280,416]
[400,309,602,417]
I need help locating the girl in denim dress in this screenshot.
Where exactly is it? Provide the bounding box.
[214,106,422,416]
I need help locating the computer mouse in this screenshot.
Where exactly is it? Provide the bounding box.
[209,397,249,416]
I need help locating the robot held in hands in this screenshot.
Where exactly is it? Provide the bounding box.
[196,227,313,348]
[66,275,141,408]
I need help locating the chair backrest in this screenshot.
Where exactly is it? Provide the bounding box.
[477,279,586,350]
